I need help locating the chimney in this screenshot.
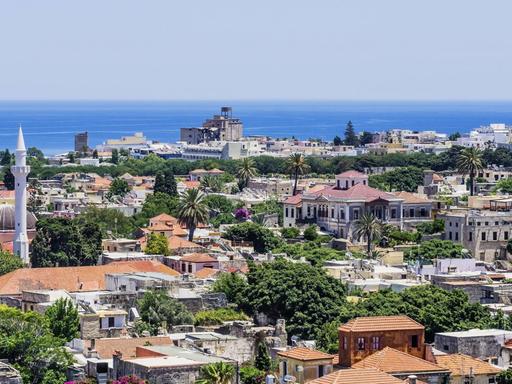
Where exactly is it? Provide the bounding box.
[408,375,417,384]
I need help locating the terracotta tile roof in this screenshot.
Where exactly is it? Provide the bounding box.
[88,336,172,359]
[150,213,178,223]
[435,354,501,376]
[167,236,203,250]
[283,194,302,205]
[148,224,174,231]
[306,184,400,202]
[277,347,334,361]
[180,253,217,263]
[339,316,424,332]
[337,170,367,178]
[193,268,220,279]
[432,173,443,182]
[307,184,328,193]
[352,347,448,374]
[309,368,404,384]
[182,181,201,189]
[208,168,224,174]
[0,260,180,295]
[392,191,431,204]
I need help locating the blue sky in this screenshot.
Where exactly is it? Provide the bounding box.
[0,0,511,100]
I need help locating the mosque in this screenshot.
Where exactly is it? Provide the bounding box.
[0,128,36,263]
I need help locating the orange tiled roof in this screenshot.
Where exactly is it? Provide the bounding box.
[193,268,220,279]
[352,347,447,374]
[0,260,180,295]
[277,347,334,361]
[167,236,202,250]
[182,181,201,189]
[150,213,178,223]
[339,315,424,332]
[337,170,367,178]
[88,336,172,359]
[435,354,501,376]
[283,195,302,205]
[392,191,431,204]
[181,253,217,263]
[309,368,404,384]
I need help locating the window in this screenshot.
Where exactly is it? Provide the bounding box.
[410,335,419,348]
[283,361,288,376]
[489,377,496,384]
[449,232,452,240]
[493,232,498,241]
[469,232,473,241]
[291,209,294,218]
[391,209,397,219]
[342,336,347,350]
[443,345,449,351]
[495,221,499,226]
[485,222,489,226]
[318,365,325,378]
[285,208,289,217]
[357,337,365,351]
[505,231,509,240]
[449,222,452,227]
[455,232,459,241]
[371,336,380,350]
[420,208,426,217]
[340,209,345,220]
[307,206,311,216]
[409,208,415,217]
[108,317,115,328]
[331,208,334,218]
[455,222,458,227]
[353,210,359,220]
[188,264,192,273]
[482,232,486,241]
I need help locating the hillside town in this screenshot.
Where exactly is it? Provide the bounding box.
[5,114,512,384]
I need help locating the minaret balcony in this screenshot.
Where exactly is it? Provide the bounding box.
[11,165,31,175]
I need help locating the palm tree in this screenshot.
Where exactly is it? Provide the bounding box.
[353,213,382,255]
[176,188,209,241]
[456,147,484,196]
[200,175,224,193]
[236,158,257,189]
[287,153,310,195]
[196,362,235,384]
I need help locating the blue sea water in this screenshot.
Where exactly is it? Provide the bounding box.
[1,100,512,155]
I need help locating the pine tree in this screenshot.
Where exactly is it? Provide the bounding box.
[254,342,271,372]
[333,136,342,146]
[154,171,177,196]
[344,120,359,147]
[111,148,119,164]
[1,149,11,166]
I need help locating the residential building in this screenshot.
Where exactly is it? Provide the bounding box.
[352,347,450,383]
[338,315,425,367]
[180,107,243,144]
[247,177,293,197]
[283,171,432,243]
[189,168,225,181]
[80,308,128,339]
[97,132,149,151]
[0,362,22,384]
[434,329,512,366]
[276,347,335,384]
[435,354,501,384]
[438,209,512,262]
[167,253,219,274]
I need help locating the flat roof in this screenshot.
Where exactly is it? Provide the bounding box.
[436,329,512,337]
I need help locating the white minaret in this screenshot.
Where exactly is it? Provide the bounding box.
[11,127,30,264]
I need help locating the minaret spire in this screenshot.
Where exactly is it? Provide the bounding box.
[12,126,30,264]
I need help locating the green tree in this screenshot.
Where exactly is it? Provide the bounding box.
[0,305,73,384]
[196,362,235,384]
[457,147,484,196]
[405,239,467,262]
[177,188,209,241]
[333,136,342,146]
[135,192,179,226]
[239,366,265,384]
[154,170,177,196]
[242,259,347,340]
[111,148,119,164]
[237,158,258,189]
[78,206,136,238]
[223,222,282,253]
[211,272,249,307]
[145,233,170,256]
[494,178,512,194]
[280,227,300,239]
[137,290,193,335]
[303,225,318,241]
[31,217,102,267]
[194,308,249,326]
[360,131,375,146]
[200,174,225,193]
[0,251,23,275]
[67,151,75,163]
[286,153,310,196]
[449,132,461,141]
[353,213,382,255]
[344,120,359,146]
[204,195,235,215]
[45,298,79,342]
[498,368,512,384]
[254,342,271,372]
[92,149,99,159]
[107,178,131,200]
[1,149,11,166]
[3,167,14,190]
[368,167,424,192]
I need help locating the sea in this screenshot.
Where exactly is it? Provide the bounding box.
[1,100,512,155]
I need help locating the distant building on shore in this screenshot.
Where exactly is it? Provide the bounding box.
[180,107,243,144]
[74,131,89,152]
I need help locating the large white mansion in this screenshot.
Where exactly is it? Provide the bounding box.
[283,171,433,242]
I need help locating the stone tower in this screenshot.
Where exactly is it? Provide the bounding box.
[11,127,30,264]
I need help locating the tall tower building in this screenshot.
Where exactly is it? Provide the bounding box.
[11,127,30,264]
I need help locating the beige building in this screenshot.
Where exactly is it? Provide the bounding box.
[277,347,334,384]
[435,354,501,384]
